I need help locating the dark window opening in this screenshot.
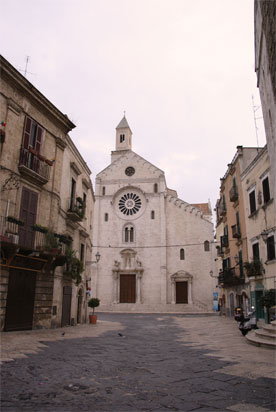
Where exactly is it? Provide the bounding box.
[252,243,260,261]
[120,134,125,143]
[151,210,155,219]
[249,190,256,214]
[154,183,158,193]
[104,213,108,222]
[262,177,271,204]
[102,186,106,196]
[70,178,76,210]
[180,248,185,260]
[80,243,85,263]
[267,235,275,261]
[204,241,210,251]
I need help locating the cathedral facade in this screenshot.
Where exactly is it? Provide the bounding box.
[92,116,216,312]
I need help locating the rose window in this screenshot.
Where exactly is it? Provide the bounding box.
[118,193,141,215]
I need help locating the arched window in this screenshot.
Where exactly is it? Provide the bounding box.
[102,186,106,196]
[124,225,135,243]
[180,248,185,260]
[104,213,108,222]
[120,134,125,143]
[154,183,158,193]
[151,210,155,219]
[204,241,210,251]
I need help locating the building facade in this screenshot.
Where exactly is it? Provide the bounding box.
[215,146,260,316]
[241,145,276,321]
[254,0,276,218]
[92,116,217,312]
[0,55,94,331]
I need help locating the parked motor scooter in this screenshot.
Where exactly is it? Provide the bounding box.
[235,306,258,336]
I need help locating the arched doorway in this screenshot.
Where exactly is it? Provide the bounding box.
[77,288,83,324]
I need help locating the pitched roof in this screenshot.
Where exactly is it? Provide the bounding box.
[191,203,211,215]
[116,116,132,131]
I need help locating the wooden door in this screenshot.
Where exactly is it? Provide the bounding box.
[5,269,36,331]
[176,281,188,304]
[120,275,136,303]
[77,289,83,324]
[18,187,38,248]
[61,286,72,326]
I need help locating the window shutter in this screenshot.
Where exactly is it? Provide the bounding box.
[35,126,43,153]
[23,117,32,148]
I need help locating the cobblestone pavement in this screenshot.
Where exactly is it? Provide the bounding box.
[1,314,275,412]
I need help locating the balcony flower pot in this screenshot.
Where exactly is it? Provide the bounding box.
[88,298,100,324]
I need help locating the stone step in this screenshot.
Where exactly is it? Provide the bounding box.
[97,303,215,315]
[245,330,276,349]
[255,329,276,341]
[262,323,276,335]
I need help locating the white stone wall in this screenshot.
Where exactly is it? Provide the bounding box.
[92,145,216,312]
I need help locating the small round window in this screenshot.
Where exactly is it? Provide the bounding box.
[119,193,141,215]
[125,167,135,176]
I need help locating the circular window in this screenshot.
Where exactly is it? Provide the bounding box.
[119,193,141,215]
[125,167,135,176]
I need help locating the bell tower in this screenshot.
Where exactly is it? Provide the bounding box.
[115,115,132,151]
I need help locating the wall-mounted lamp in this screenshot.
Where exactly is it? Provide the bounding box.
[86,252,101,265]
[261,230,269,243]
[209,270,218,278]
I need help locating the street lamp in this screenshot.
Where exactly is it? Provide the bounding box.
[261,230,269,243]
[86,252,101,265]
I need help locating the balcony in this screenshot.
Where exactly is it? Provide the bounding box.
[218,267,245,287]
[231,224,241,238]
[244,259,264,277]
[18,147,51,186]
[229,186,238,202]
[67,197,85,222]
[0,216,23,245]
[220,235,229,248]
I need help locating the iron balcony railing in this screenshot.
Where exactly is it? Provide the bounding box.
[218,267,245,287]
[231,224,241,238]
[19,147,50,181]
[229,186,238,202]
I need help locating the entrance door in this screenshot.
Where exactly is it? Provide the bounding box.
[176,281,188,304]
[120,275,136,303]
[5,269,36,331]
[18,187,38,248]
[61,286,72,326]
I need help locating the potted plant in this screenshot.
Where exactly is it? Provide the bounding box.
[88,298,100,324]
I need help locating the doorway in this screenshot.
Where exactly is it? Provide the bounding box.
[120,274,136,303]
[61,286,72,326]
[5,269,36,331]
[77,289,83,324]
[176,281,188,304]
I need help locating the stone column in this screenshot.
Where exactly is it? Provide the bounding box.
[136,272,143,304]
[113,271,119,304]
[171,278,176,304]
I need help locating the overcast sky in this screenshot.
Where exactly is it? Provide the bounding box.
[1,0,266,222]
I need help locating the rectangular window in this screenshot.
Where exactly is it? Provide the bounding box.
[80,243,85,263]
[249,190,256,214]
[267,235,275,261]
[262,176,271,204]
[70,178,76,210]
[22,116,43,153]
[252,243,260,260]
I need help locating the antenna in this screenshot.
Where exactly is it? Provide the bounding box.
[18,56,35,78]
[251,95,263,148]
[24,56,30,77]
